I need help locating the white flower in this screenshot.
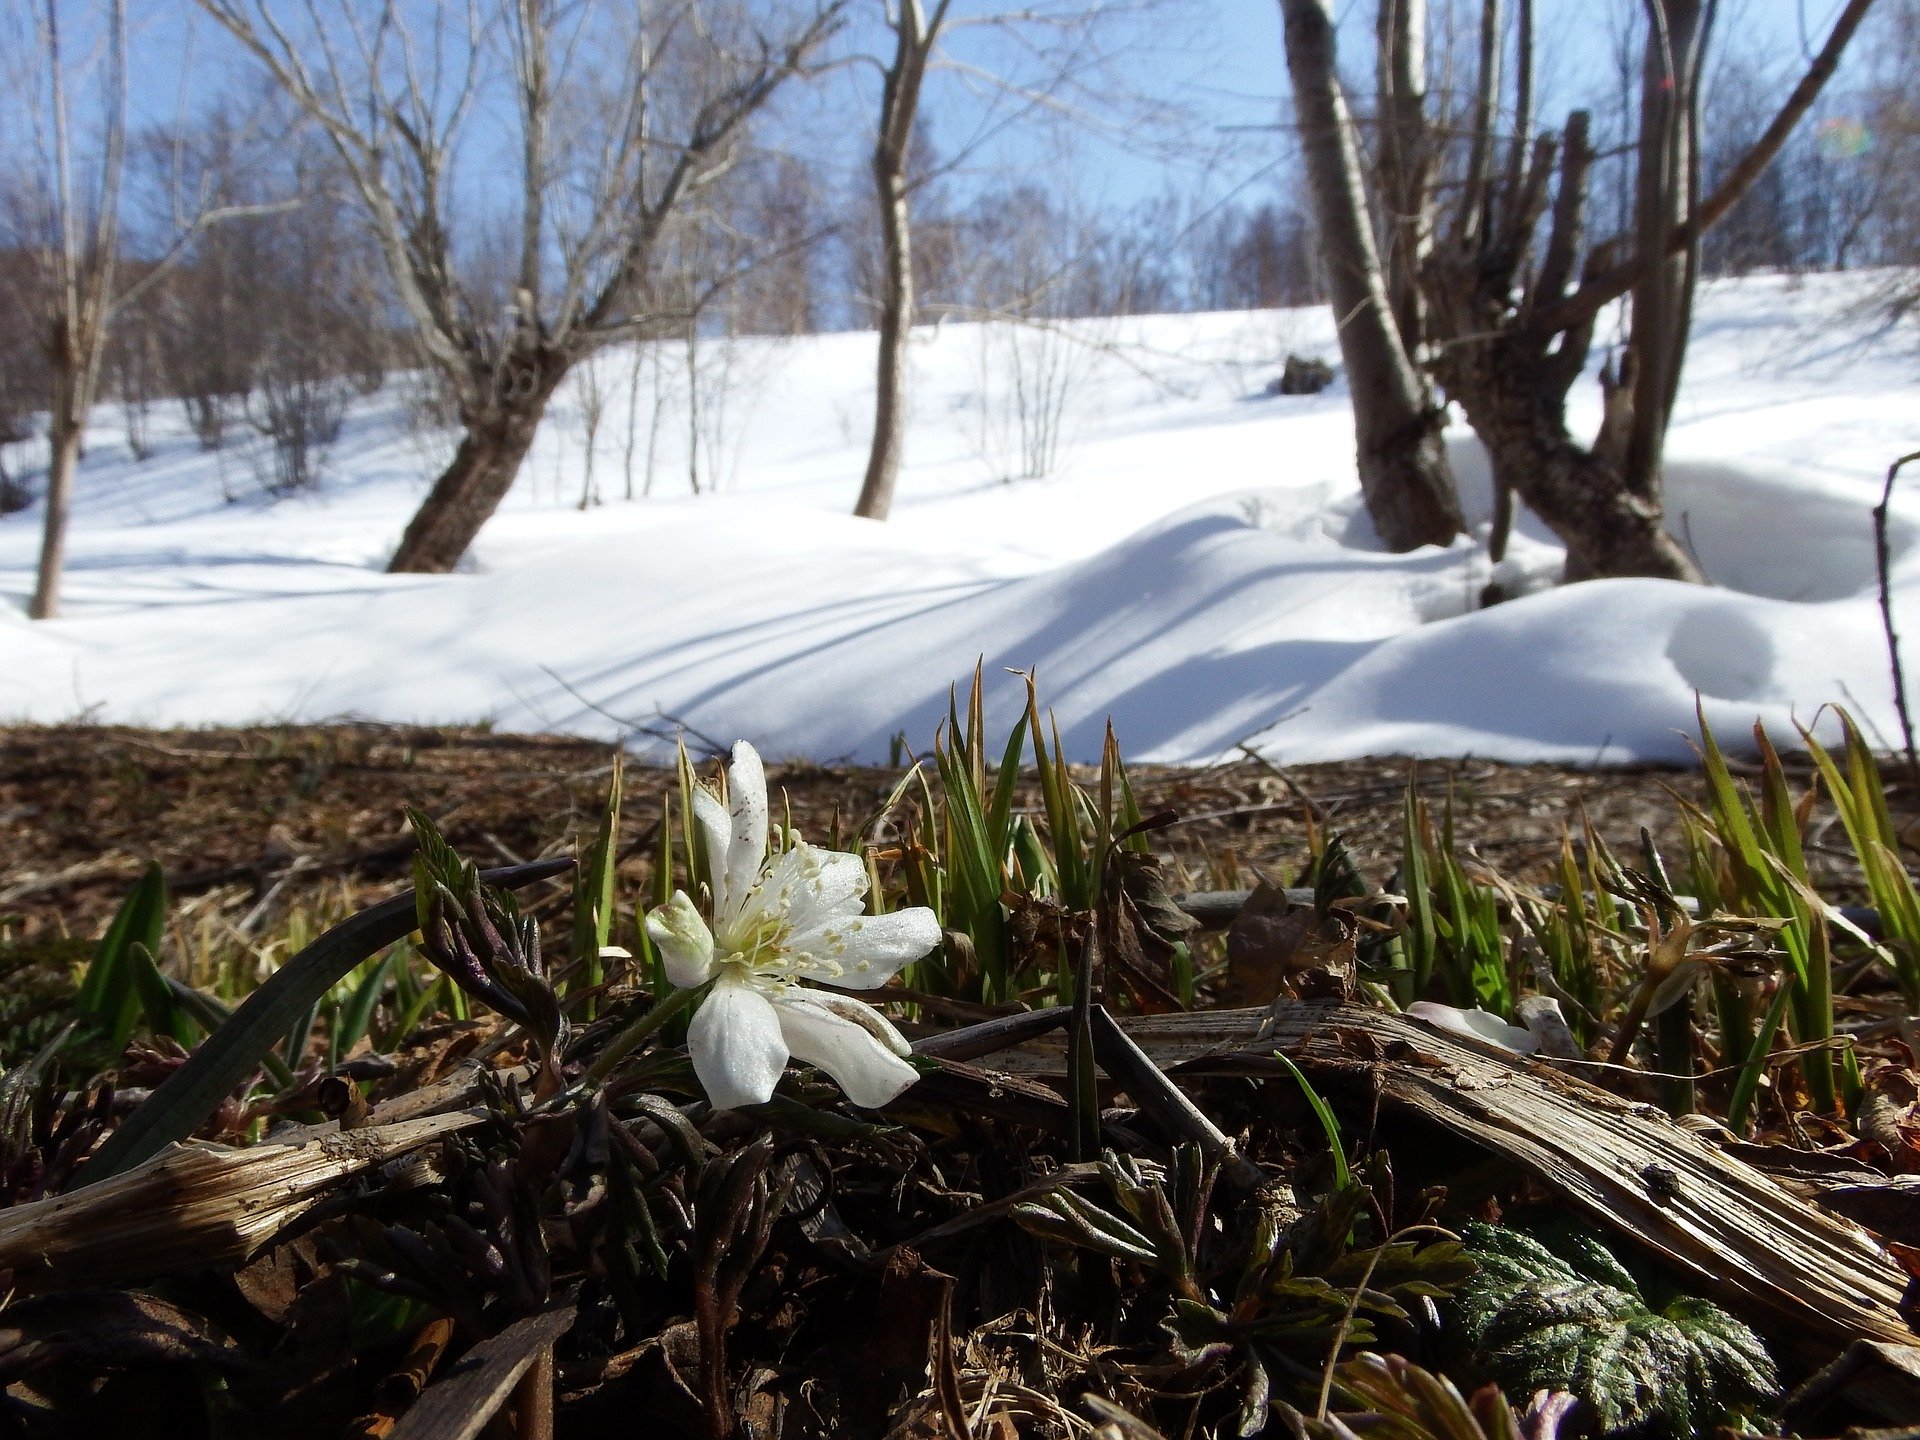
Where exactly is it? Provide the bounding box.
[644,740,941,1110]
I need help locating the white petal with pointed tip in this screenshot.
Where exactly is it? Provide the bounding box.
[773,991,920,1108]
[691,788,733,920]
[645,890,716,988]
[1406,1001,1539,1055]
[690,976,789,1109]
[725,742,769,922]
[788,907,942,988]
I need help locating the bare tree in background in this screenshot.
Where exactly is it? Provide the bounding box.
[575,351,610,510]
[1857,0,1920,311]
[0,251,34,511]
[850,0,950,521]
[1417,0,1872,581]
[851,0,1162,521]
[8,0,280,619]
[1280,0,1463,551]
[201,0,845,574]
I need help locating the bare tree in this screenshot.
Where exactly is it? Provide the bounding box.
[1280,0,1464,551]
[1417,0,1872,581]
[574,350,610,510]
[850,0,949,521]
[201,0,845,573]
[850,0,1166,521]
[14,0,128,619]
[7,2,283,618]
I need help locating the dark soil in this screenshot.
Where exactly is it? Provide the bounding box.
[4,722,1905,946]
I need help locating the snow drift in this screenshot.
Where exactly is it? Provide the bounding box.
[1,273,1915,766]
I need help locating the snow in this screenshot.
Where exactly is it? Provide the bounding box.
[2,272,1917,766]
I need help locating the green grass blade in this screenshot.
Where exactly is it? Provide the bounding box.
[1727,962,1801,1134]
[1399,784,1436,1002]
[986,698,1030,855]
[572,753,625,1013]
[78,857,571,1187]
[332,948,397,1064]
[78,862,168,1051]
[126,941,193,1048]
[1272,1050,1350,1190]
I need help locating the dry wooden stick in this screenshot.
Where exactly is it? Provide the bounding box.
[0,1110,482,1291]
[387,1308,577,1440]
[984,1001,1916,1368]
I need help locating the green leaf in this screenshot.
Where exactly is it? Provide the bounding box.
[125,942,194,1048]
[331,948,397,1066]
[1272,1049,1349,1190]
[1455,1223,1776,1437]
[572,753,624,1010]
[77,862,168,1051]
[77,857,571,1187]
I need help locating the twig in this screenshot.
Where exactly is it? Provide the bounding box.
[1088,1004,1263,1188]
[1874,451,1920,783]
[536,665,728,759]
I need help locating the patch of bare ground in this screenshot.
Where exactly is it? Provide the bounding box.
[2,722,1907,944]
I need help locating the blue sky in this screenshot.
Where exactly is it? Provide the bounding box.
[104,0,1870,223]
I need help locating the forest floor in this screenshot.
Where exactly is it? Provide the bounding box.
[4,722,1907,944]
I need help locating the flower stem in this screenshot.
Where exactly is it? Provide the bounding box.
[578,984,702,1092]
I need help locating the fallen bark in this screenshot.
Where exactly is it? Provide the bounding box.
[0,1110,481,1291]
[984,1000,1915,1369]
[387,1307,576,1440]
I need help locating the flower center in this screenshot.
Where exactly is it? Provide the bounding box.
[718,909,794,981]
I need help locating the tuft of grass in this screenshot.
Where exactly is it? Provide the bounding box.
[1693,710,1848,1125]
[1802,708,1920,1011]
[1397,787,1511,1016]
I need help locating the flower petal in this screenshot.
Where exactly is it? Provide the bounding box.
[788,907,942,988]
[644,890,716,988]
[691,787,733,920]
[690,976,788,1109]
[1406,1001,1539,1056]
[724,742,771,920]
[773,990,919,1108]
[781,847,869,931]
[784,987,913,1055]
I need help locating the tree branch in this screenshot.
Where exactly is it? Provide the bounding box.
[1537,0,1874,333]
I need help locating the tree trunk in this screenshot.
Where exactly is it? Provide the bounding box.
[28,405,83,620]
[1623,0,1709,500]
[854,164,913,521]
[387,369,562,574]
[854,5,937,524]
[1438,332,1701,582]
[1281,0,1463,552]
[1375,0,1432,354]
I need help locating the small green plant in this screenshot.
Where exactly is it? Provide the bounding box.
[1301,1353,1557,1440]
[1693,711,1852,1124]
[1398,787,1511,1015]
[884,667,1158,1009]
[1455,1223,1776,1438]
[75,862,168,1052]
[569,751,624,1015]
[1801,708,1920,1010]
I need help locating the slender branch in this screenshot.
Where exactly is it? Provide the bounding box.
[1537,0,1874,333]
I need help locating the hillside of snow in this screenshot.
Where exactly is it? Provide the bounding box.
[2,273,1917,766]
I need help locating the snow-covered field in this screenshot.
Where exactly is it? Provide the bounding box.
[2,273,1916,766]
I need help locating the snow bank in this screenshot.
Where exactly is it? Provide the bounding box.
[0,273,1915,766]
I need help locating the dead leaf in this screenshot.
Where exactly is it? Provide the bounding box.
[1226,879,1355,1004]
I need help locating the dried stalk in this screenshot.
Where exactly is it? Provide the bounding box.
[985,1000,1915,1368]
[0,1110,481,1291]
